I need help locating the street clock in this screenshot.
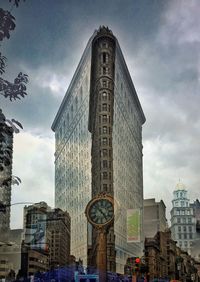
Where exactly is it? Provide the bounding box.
[85,194,114,228]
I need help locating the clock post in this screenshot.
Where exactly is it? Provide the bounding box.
[96,228,107,282]
[85,193,114,282]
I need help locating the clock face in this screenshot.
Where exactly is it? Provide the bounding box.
[88,198,114,226]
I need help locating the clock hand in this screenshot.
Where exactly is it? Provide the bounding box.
[98,207,108,220]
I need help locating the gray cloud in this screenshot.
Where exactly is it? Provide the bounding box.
[128,0,200,220]
[0,0,199,226]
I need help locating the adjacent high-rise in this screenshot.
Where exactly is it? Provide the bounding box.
[0,110,13,235]
[143,198,167,238]
[22,202,71,276]
[170,182,196,255]
[52,26,145,273]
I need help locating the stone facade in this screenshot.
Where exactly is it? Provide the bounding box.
[88,26,116,273]
[144,230,176,281]
[47,208,71,267]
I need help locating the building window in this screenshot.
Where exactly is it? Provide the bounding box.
[102,52,108,63]
[103,172,108,179]
[183,226,186,232]
[59,127,62,139]
[184,234,187,239]
[102,137,107,145]
[102,104,107,111]
[183,218,186,223]
[80,86,83,100]
[189,233,193,239]
[102,52,106,63]
[103,126,107,134]
[102,67,108,75]
[102,92,107,100]
[75,96,78,110]
[102,80,107,88]
[184,241,187,247]
[188,218,192,223]
[178,226,181,232]
[178,234,181,239]
[102,160,108,168]
[103,184,107,190]
[102,115,108,122]
[177,218,181,223]
[102,149,107,156]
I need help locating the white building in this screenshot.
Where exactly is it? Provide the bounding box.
[170,182,196,255]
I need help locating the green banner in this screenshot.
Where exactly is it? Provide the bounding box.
[127,209,141,242]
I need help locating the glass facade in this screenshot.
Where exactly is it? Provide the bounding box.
[53,47,92,265]
[113,45,144,273]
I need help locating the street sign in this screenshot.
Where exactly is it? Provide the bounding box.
[74,271,99,282]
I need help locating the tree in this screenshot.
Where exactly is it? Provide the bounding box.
[0,0,28,188]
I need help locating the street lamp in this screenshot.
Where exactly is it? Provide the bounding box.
[0,201,35,213]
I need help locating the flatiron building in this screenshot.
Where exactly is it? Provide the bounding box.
[52,26,145,273]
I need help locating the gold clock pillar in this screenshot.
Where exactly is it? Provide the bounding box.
[96,228,107,282]
[85,193,114,282]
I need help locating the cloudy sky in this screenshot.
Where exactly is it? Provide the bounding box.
[1,0,200,228]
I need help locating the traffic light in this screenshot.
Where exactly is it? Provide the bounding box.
[135,257,141,272]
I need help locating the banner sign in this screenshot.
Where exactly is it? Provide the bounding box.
[127,209,141,243]
[25,213,47,250]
